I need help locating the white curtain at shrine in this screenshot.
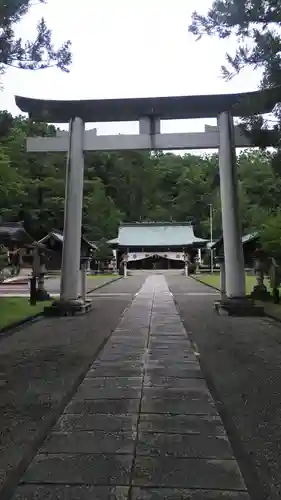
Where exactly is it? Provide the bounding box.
[127,252,153,262]
[155,252,185,261]
[127,252,186,262]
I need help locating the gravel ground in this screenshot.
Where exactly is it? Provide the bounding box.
[0,275,145,499]
[167,275,281,500]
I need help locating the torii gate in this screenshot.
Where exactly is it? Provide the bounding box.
[15,88,280,315]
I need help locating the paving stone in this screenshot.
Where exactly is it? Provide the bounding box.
[139,414,226,436]
[145,361,200,370]
[148,343,192,349]
[142,388,213,403]
[132,456,246,490]
[22,453,133,485]
[147,352,195,360]
[65,399,140,414]
[107,340,146,347]
[151,322,171,325]
[147,355,198,364]
[149,339,191,344]
[12,485,130,500]
[54,414,138,433]
[143,381,209,393]
[131,488,250,499]
[151,345,193,351]
[143,376,205,387]
[101,347,146,355]
[41,430,136,454]
[87,367,143,378]
[151,321,183,325]
[136,432,233,458]
[113,328,142,334]
[151,323,184,328]
[90,360,143,368]
[141,397,218,415]
[73,387,142,400]
[80,377,143,389]
[144,368,203,379]
[97,354,144,363]
[151,327,186,334]
[99,353,145,360]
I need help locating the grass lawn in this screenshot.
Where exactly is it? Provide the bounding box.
[196,273,281,321]
[197,273,259,294]
[0,298,50,330]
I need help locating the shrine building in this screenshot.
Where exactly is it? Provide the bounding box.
[108,222,207,270]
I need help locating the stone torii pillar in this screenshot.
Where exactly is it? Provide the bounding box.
[217,111,263,315]
[218,111,245,299]
[58,117,85,309]
[52,117,90,315]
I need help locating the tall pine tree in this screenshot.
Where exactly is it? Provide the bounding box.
[0,1,71,73]
[189,1,281,162]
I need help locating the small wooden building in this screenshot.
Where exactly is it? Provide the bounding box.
[209,232,260,267]
[37,230,97,270]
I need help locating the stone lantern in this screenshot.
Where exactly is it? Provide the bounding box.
[123,253,128,278]
[184,253,190,277]
[251,248,271,300]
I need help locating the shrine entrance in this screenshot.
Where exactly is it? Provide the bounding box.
[15,88,280,315]
[127,254,185,270]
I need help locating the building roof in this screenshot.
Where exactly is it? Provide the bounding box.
[112,222,207,247]
[108,238,119,245]
[206,240,217,249]
[38,230,97,249]
[242,232,259,244]
[0,222,34,246]
[209,232,260,251]
[15,87,281,123]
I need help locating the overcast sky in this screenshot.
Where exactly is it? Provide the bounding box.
[0,0,261,134]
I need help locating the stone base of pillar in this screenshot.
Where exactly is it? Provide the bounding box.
[250,284,271,301]
[44,298,92,317]
[214,296,264,317]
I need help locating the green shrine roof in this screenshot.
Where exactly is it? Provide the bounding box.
[111,222,207,247]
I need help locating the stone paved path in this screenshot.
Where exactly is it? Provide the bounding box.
[12,276,250,499]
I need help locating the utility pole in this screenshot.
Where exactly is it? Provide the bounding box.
[209,204,214,273]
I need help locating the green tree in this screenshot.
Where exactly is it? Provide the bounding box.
[0,0,71,73]
[1,112,281,249]
[95,238,113,262]
[172,154,218,228]
[0,244,8,278]
[260,211,281,261]
[189,0,281,84]
[188,0,281,151]
[0,146,24,211]
[83,176,122,241]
